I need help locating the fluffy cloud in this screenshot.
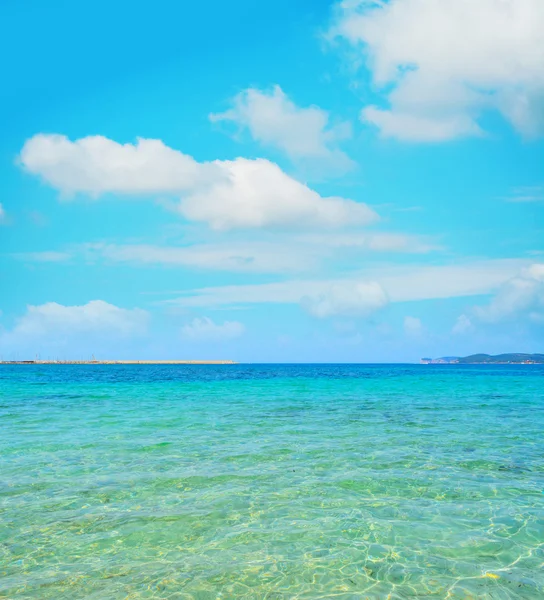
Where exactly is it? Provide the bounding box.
[302,281,388,318]
[178,157,375,229]
[210,85,353,170]
[9,300,149,337]
[19,134,216,196]
[331,0,544,141]
[19,134,377,230]
[474,263,544,323]
[0,300,149,359]
[181,317,245,341]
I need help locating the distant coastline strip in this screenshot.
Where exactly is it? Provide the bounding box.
[0,360,237,365]
[421,353,544,365]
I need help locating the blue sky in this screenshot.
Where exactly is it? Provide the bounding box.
[1,0,543,362]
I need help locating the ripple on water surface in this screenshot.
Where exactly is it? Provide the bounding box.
[0,364,543,598]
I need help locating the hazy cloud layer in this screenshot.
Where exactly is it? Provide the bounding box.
[181,317,245,341]
[14,231,439,275]
[302,281,388,318]
[163,259,528,309]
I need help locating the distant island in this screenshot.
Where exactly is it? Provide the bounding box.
[421,353,544,364]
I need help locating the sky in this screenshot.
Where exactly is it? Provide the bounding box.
[1,0,543,362]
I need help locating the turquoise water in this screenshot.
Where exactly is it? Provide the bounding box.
[0,364,543,599]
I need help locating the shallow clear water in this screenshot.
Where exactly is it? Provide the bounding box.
[0,364,543,599]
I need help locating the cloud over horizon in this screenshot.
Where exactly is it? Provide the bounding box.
[0,300,149,358]
[181,316,245,341]
[6,300,148,337]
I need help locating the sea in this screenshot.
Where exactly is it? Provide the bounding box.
[0,364,543,599]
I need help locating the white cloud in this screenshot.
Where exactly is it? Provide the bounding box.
[163,259,527,308]
[379,260,527,303]
[452,314,473,335]
[0,301,149,359]
[9,300,149,337]
[403,316,422,335]
[177,157,376,230]
[181,317,245,341]
[0,301,148,359]
[474,263,544,323]
[19,134,217,196]
[302,281,388,318]
[0,203,5,223]
[210,85,353,171]
[19,134,377,230]
[331,0,544,141]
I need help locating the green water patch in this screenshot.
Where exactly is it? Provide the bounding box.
[1,364,542,598]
